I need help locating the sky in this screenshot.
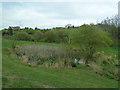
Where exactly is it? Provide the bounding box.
[0,0,119,29]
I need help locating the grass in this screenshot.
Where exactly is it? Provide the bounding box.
[0,34,2,89]
[2,37,118,88]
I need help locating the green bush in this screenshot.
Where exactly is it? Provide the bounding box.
[71,25,112,64]
[15,32,31,41]
[44,30,59,43]
[33,31,44,42]
[90,52,119,80]
[44,29,69,43]
[55,29,69,43]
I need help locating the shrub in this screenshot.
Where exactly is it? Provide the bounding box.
[33,31,44,42]
[15,32,31,41]
[55,29,69,43]
[25,29,34,35]
[8,26,13,35]
[71,25,112,64]
[90,52,119,80]
[44,30,59,43]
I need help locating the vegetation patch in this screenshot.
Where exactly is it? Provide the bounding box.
[14,45,79,67]
[89,51,119,80]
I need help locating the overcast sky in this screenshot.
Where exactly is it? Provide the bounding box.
[1,0,119,29]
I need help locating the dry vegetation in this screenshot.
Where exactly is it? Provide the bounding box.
[14,45,78,67]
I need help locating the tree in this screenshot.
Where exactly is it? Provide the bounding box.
[25,27,29,29]
[33,31,44,42]
[65,24,72,28]
[98,24,118,40]
[72,25,112,64]
[54,29,68,43]
[8,26,13,35]
[15,32,31,41]
[99,15,118,40]
[44,30,59,43]
[35,27,38,30]
[65,24,73,44]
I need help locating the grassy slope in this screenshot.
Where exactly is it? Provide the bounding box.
[0,35,2,89]
[2,38,118,88]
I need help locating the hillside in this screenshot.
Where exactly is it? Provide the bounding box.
[2,38,118,88]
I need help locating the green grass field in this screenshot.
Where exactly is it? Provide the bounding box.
[0,35,2,89]
[2,37,118,88]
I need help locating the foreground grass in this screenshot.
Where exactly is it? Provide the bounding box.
[0,35,2,89]
[2,38,118,88]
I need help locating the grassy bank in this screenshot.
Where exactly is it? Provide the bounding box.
[2,38,118,88]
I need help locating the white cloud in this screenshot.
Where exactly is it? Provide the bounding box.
[71,2,117,19]
[1,1,118,29]
[2,4,62,28]
[1,0,119,3]
[0,3,2,28]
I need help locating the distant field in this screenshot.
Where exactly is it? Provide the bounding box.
[2,38,118,88]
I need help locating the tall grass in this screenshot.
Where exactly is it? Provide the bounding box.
[15,45,78,67]
[90,51,119,80]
